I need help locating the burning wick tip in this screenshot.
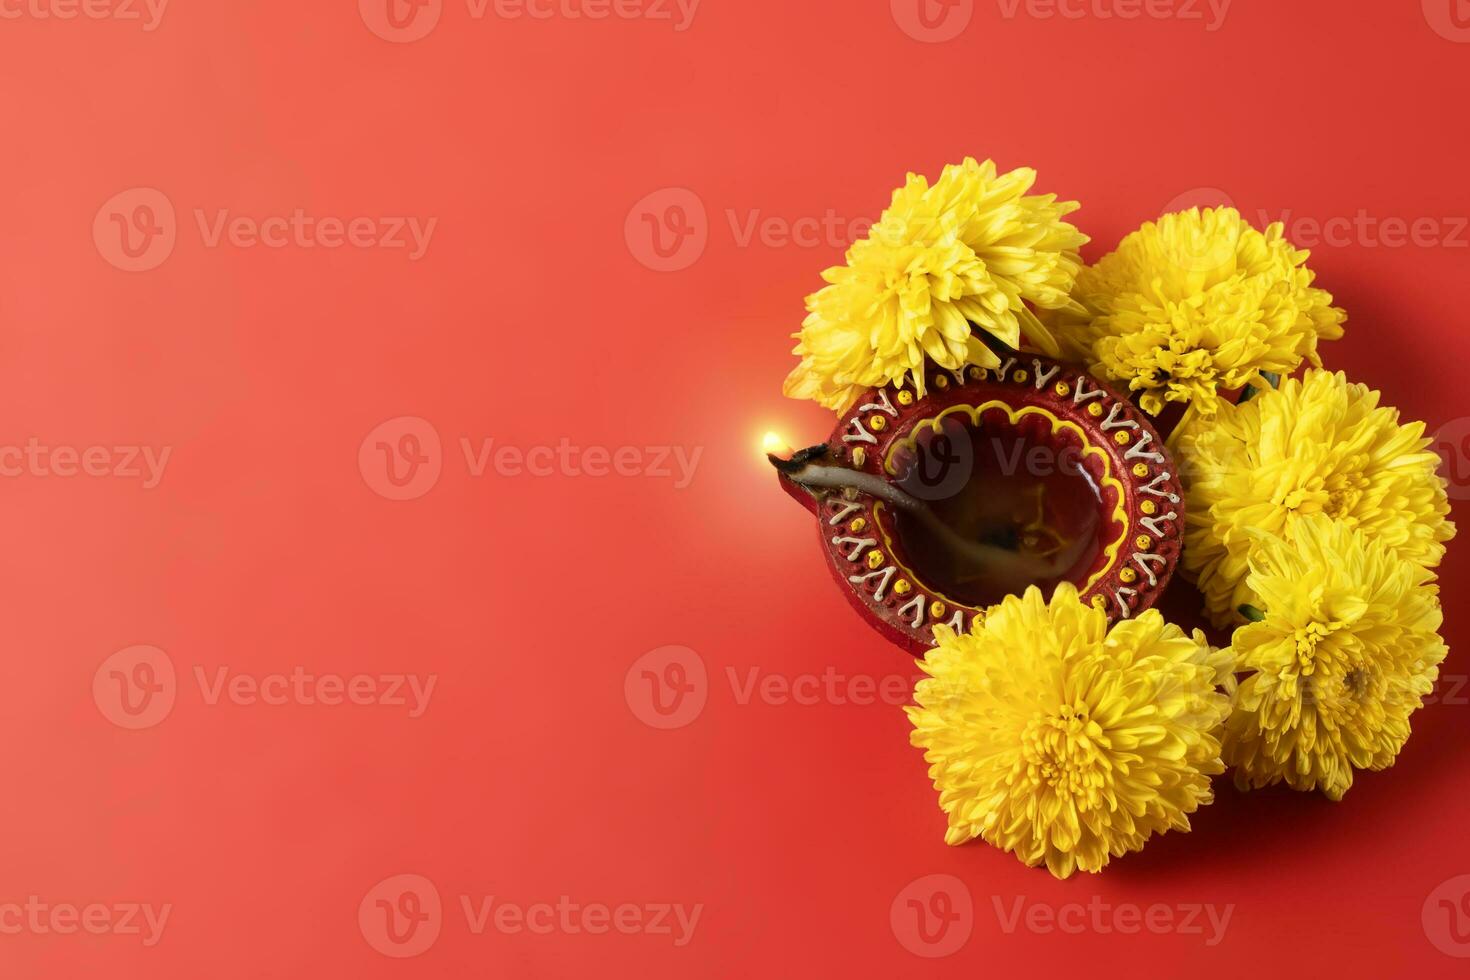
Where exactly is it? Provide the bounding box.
[767,443,829,474]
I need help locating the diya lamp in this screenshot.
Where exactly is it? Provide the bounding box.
[769,352,1184,656]
[760,156,1457,877]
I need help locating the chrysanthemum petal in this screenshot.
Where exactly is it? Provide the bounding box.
[1177,369,1455,628]
[907,584,1230,878]
[1222,516,1447,800]
[1053,207,1346,416]
[785,159,1089,411]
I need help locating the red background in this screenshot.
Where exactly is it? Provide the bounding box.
[2,0,1469,975]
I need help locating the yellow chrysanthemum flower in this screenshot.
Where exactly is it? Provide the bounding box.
[1178,369,1455,628]
[1223,516,1447,800]
[785,158,1089,412]
[906,584,1230,879]
[1060,207,1345,417]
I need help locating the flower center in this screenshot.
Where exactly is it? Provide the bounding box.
[1323,471,1369,520]
[1282,470,1367,520]
[1020,702,1106,800]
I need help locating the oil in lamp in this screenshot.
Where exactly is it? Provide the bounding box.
[771,352,1184,655]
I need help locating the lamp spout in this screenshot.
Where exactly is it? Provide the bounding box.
[769,444,832,517]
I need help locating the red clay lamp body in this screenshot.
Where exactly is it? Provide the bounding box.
[774,354,1185,656]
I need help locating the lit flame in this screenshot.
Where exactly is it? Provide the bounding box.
[762,431,793,458]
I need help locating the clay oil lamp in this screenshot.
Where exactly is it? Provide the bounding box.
[770,353,1184,656]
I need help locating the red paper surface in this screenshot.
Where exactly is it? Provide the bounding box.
[1,1,1468,976]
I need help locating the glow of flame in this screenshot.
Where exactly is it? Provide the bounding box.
[761,431,792,458]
